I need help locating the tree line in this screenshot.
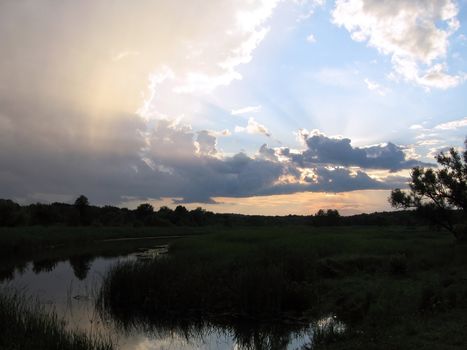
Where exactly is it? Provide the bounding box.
[0,194,428,228]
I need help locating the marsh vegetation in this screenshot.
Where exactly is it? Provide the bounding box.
[0,292,113,350]
[98,226,467,349]
[1,224,466,349]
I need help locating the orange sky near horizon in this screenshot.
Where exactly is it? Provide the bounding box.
[121,189,394,216]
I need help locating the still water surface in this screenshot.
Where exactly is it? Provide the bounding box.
[1,240,337,349]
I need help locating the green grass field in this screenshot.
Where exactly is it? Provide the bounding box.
[98,225,467,349]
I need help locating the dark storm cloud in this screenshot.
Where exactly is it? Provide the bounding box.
[1,112,410,205]
[253,166,405,197]
[285,132,430,171]
[196,131,217,156]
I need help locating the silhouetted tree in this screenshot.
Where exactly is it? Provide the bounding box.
[74,195,90,225]
[390,141,467,241]
[173,205,189,224]
[136,203,153,217]
[29,203,57,226]
[74,195,89,208]
[0,199,24,226]
[174,205,188,216]
[312,209,341,226]
[191,207,207,225]
[135,203,154,225]
[99,205,126,226]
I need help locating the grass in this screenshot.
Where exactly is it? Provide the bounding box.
[0,291,113,350]
[0,226,203,257]
[97,225,467,349]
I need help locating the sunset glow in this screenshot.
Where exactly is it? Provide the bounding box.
[1,0,466,214]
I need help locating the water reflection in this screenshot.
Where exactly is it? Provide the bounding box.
[32,258,59,273]
[106,316,313,350]
[69,255,94,280]
[0,240,343,350]
[0,239,170,283]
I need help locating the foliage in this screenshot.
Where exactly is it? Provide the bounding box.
[390,142,467,240]
[0,199,24,226]
[0,197,425,228]
[312,209,341,226]
[74,195,90,225]
[97,226,467,350]
[74,195,90,208]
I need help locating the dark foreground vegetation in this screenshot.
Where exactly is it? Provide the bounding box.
[0,292,113,350]
[98,226,467,349]
[391,141,467,241]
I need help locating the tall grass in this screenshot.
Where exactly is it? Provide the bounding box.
[98,226,467,349]
[0,292,113,350]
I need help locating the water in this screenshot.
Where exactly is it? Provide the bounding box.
[0,240,341,350]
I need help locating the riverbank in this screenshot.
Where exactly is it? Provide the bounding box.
[98,226,467,349]
[0,226,203,256]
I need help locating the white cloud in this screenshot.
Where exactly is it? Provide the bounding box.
[364,78,388,95]
[434,116,467,130]
[417,139,442,146]
[409,124,424,130]
[235,117,271,137]
[417,63,465,89]
[211,129,232,137]
[172,0,279,95]
[231,105,263,115]
[332,0,463,89]
[306,33,316,43]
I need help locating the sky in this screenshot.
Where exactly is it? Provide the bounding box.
[1,0,467,215]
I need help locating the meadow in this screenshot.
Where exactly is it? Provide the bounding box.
[97,226,467,350]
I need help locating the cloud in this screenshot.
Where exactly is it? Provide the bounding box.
[256,166,404,196]
[258,144,279,161]
[332,0,463,89]
[0,114,410,204]
[0,0,280,146]
[235,117,271,137]
[196,130,218,156]
[210,129,232,137]
[434,116,467,130]
[407,116,467,160]
[364,78,388,95]
[284,130,429,171]
[0,0,285,204]
[231,105,263,115]
[409,124,424,130]
[306,33,316,43]
[0,1,425,206]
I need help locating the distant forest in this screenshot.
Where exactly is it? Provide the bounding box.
[0,195,437,228]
